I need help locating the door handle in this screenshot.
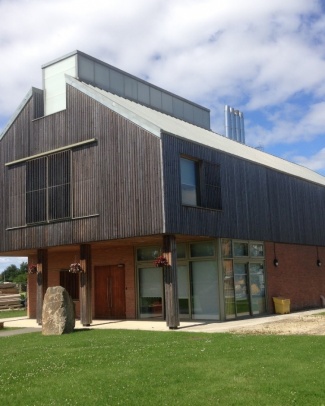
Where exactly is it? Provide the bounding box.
[110,277,112,309]
[107,277,110,309]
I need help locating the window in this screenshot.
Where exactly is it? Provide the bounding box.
[180,157,222,210]
[48,151,71,220]
[221,239,266,319]
[180,157,199,206]
[136,242,219,320]
[249,243,264,257]
[190,241,215,257]
[139,267,163,318]
[26,157,47,223]
[26,151,71,224]
[60,270,79,300]
[234,242,248,257]
[137,246,160,261]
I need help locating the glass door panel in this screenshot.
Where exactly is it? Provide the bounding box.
[139,267,163,318]
[249,262,266,315]
[223,260,235,320]
[177,265,190,318]
[191,261,219,320]
[234,263,250,317]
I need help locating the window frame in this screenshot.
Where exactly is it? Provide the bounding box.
[221,239,266,319]
[180,156,200,207]
[179,155,222,210]
[26,150,72,225]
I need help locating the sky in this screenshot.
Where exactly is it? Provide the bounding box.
[0,0,325,271]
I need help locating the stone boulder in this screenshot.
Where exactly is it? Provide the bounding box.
[42,286,75,335]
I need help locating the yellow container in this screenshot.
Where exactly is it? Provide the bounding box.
[273,297,290,314]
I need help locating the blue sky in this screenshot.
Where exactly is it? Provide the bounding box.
[0,0,325,270]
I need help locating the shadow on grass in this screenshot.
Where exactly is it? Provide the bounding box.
[72,328,93,333]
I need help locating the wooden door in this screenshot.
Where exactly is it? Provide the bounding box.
[95,265,126,319]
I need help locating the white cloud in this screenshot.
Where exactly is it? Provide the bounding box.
[0,257,27,274]
[0,0,324,173]
[246,102,325,146]
[293,147,325,171]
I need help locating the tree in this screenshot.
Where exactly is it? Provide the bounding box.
[1,264,19,282]
[13,272,27,284]
[0,262,28,283]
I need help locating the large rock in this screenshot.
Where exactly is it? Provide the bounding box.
[42,286,75,335]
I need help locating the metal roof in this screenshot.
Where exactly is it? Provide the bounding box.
[66,75,325,187]
[0,88,33,140]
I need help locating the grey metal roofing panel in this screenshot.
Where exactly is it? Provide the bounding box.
[0,88,34,140]
[66,75,325,187]
[76,51,210,129]
[41,51,210,127]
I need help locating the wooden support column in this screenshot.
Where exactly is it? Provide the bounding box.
[36,249,48,325]
[163,235,180,329]
[80,244,92,326]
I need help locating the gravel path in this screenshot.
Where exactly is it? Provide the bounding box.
[230,315,325,335]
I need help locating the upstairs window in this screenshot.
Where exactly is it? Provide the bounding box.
[48,151,71,220]
[26,150,71,224]
[180,157,199,206]
[26,157,47,223]
[180,157,222,210]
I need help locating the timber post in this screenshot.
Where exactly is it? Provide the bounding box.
[36,249,48,325]
[80,244,92,326]
[163,235,180,329]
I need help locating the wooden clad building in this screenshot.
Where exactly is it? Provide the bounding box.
[1,51,325,327]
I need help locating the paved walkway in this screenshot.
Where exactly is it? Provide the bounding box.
[0,308,324,336]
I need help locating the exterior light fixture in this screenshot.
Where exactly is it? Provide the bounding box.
[273,243,279,267]
[316,247,321,267]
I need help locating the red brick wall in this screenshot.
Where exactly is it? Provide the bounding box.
[27,251,78,318]
[27,272,37,318]
[27,245,136,320]
[266,242,325,312]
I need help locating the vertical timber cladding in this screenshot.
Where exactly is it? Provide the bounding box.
[2,84,164,252]
[0,95,35,252]
[161,133,325,245]
[67,85,165,240]
[7,163,26,229]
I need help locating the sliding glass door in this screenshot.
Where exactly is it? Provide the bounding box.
[191,261,219,320]
[139,267,163,318]
[234,263,250,317]
[222,239,266,319]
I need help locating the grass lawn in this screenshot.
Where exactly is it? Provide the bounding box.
[0,309,27,319]
[1,329,325,405]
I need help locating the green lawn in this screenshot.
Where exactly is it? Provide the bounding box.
[1,329,325,405]
[0,309,27,319]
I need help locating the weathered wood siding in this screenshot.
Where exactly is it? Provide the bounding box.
[7,163,26,228]
[0,85,164,252]
[162,133,325,246]
[32,88,44,119]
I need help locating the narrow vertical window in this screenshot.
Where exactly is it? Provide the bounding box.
[26,151,71,224]
[48,151,71,220]
[26,157,47,224]
[180,158,199,206]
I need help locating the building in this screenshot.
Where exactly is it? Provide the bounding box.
[0,50,324,328]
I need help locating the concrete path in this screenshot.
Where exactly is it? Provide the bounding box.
[0,308,324,336]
